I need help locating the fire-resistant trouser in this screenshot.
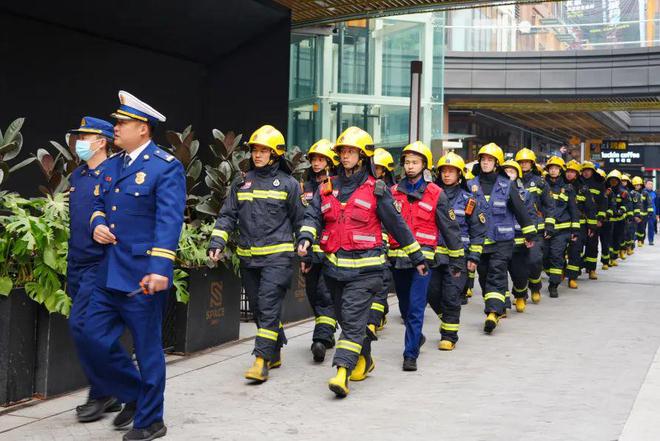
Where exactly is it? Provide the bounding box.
[626,220,636,250]
[509,246,530,300]
[527,238,544,294]
[393,267,432,359]
[67,261,114,400]
[84,285,166,429]
[477,241,513,316]
[428,265,465,344]
[565,227,585,280]
[368,268,392,328]
[600,221,613,265]
[583,226,600,271]
[543,231,570,285]
[637,217,648,243]
[326,272,383,370]
[304,263,337,348]
[462,268,476,301]
[242,265,291,362]
[611,220,625,259]
[648,215,657,244]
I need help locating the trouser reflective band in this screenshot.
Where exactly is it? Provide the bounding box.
[440,321,460,332]
[584,257,598,263]
[370,302,386,313]
[315,316,337,327]
[528,277,542,284]
[513,285,528,293]
[257,328,279,341]
[484,292,506,302]
[547,268,563,275]
[566,264,580,272]
[336,339,362,354]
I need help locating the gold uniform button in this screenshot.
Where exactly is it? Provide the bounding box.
[112,206,117,211]
[146,250,152,255]
[134,192,140,196]
[143,154,150,160]
[115,188,120,193]
[110,224,115,229]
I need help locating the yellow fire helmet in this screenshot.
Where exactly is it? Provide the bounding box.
[596,168,606,179]
[607,169,622,180]
[632,176,644,186]
[373,148,395,172]
[478,142,504,165]
[515,147,537,164]
[436,151,466,174]
[502,159,522,178]
[335,126,375,157]
[307,139,339,166]
[545,156,566,170]
[621,173,631,182]
[401,141,433,169]
[581,160,596,171]
[566,159,582,173]
[248,124,286,156]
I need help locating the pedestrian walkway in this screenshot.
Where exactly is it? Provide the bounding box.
[1,245,659,441]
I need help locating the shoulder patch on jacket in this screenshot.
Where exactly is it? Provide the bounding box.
[153,149,175,162]
[374,179,387,196]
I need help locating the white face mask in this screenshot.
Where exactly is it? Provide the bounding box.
[75,138,103,161]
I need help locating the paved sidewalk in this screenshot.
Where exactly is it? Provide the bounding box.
[1,244,659,441]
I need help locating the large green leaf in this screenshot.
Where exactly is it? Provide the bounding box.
[187,158,202,181]
[8,156,36,173]
[0,276,12,295]
[0,141,18,161]
[43,246,58,269]
[3,118,25,144]
[49,140,74,161]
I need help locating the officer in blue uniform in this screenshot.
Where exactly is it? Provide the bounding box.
[86,91,185,441]
[66,117,122,422]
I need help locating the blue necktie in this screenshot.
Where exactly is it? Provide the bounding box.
[123,154,131,170]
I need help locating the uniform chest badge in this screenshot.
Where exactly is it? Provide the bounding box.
[393,200,402,213]
[300,194,309,207]
[478,212,487,224]
[93,184,100,197]
[240,181,252,190]
[94,170,101,176]
[70,186,76,192]
[105,176,112,182]
[273,178,280,187]
[332,190,339,197]
[449,208,456,221]
[135,172,146,185]
[530,181,536,187]
[471,184,479,193]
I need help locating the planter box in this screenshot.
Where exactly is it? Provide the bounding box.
[0,288,37,406]
[281,266,314,324]
[174,266,241,354]
[34,307,87,398]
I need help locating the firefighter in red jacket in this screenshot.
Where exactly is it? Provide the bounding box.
[389,141,464,372]
[297,127,426,398]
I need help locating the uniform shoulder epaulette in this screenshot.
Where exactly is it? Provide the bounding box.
[108,151,123,160]
[153,148,176,163]
[374,179,387,196]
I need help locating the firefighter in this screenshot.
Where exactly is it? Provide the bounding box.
[598,168,617,269]
[301,139,340,363]
[515,148,556,304]
[297,127,426,397]
[621,174,638,255]
[633,176,650,246]
[564,160,595,288]
[607,170,632,263]
[208,125,304,383]
[543,156,579,297]
[501,159,536,312]
[388,142,464,370]
[431,152,485,345]
[368,148,397,333]
[469,143,536,333]
[580,162,607,278]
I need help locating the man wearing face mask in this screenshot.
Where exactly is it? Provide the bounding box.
[88,91,185,441]
[389,142,464,372]
[66,117,122,423]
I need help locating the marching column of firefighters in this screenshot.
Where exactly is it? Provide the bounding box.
[206,124,654,398]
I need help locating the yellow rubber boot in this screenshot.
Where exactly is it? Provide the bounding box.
[328,367,349,398]
[466,288,473,298]
[610,259,618,267]
[638,240,644,247]
[589,270,598,280]
[602,264,609,271]
[515,298,526,313]
[484,313,498,334]
[531,291,541,304]
[349,355,375,381]
[376,316,387,332]
[619,250,627,260]
[268,351,282,369]
[438,340,455,351]
[568,279,578,289]
[627,248,634,256]
[245,357,268,383]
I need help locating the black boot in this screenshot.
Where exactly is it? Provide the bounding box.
[77,397,119,423]
[123,421,167,441]
[113,401,137,428]
[549,283,559,298]
[402,357,417,371]
[311,341,326,363]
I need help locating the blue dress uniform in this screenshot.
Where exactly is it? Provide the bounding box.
[85,92,185,432]
[66,117,115,403]
[208,159,304,366]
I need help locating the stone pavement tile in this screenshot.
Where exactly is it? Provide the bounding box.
[0,415,37,433]
[2,245,659,441]
[7,394,81,420]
